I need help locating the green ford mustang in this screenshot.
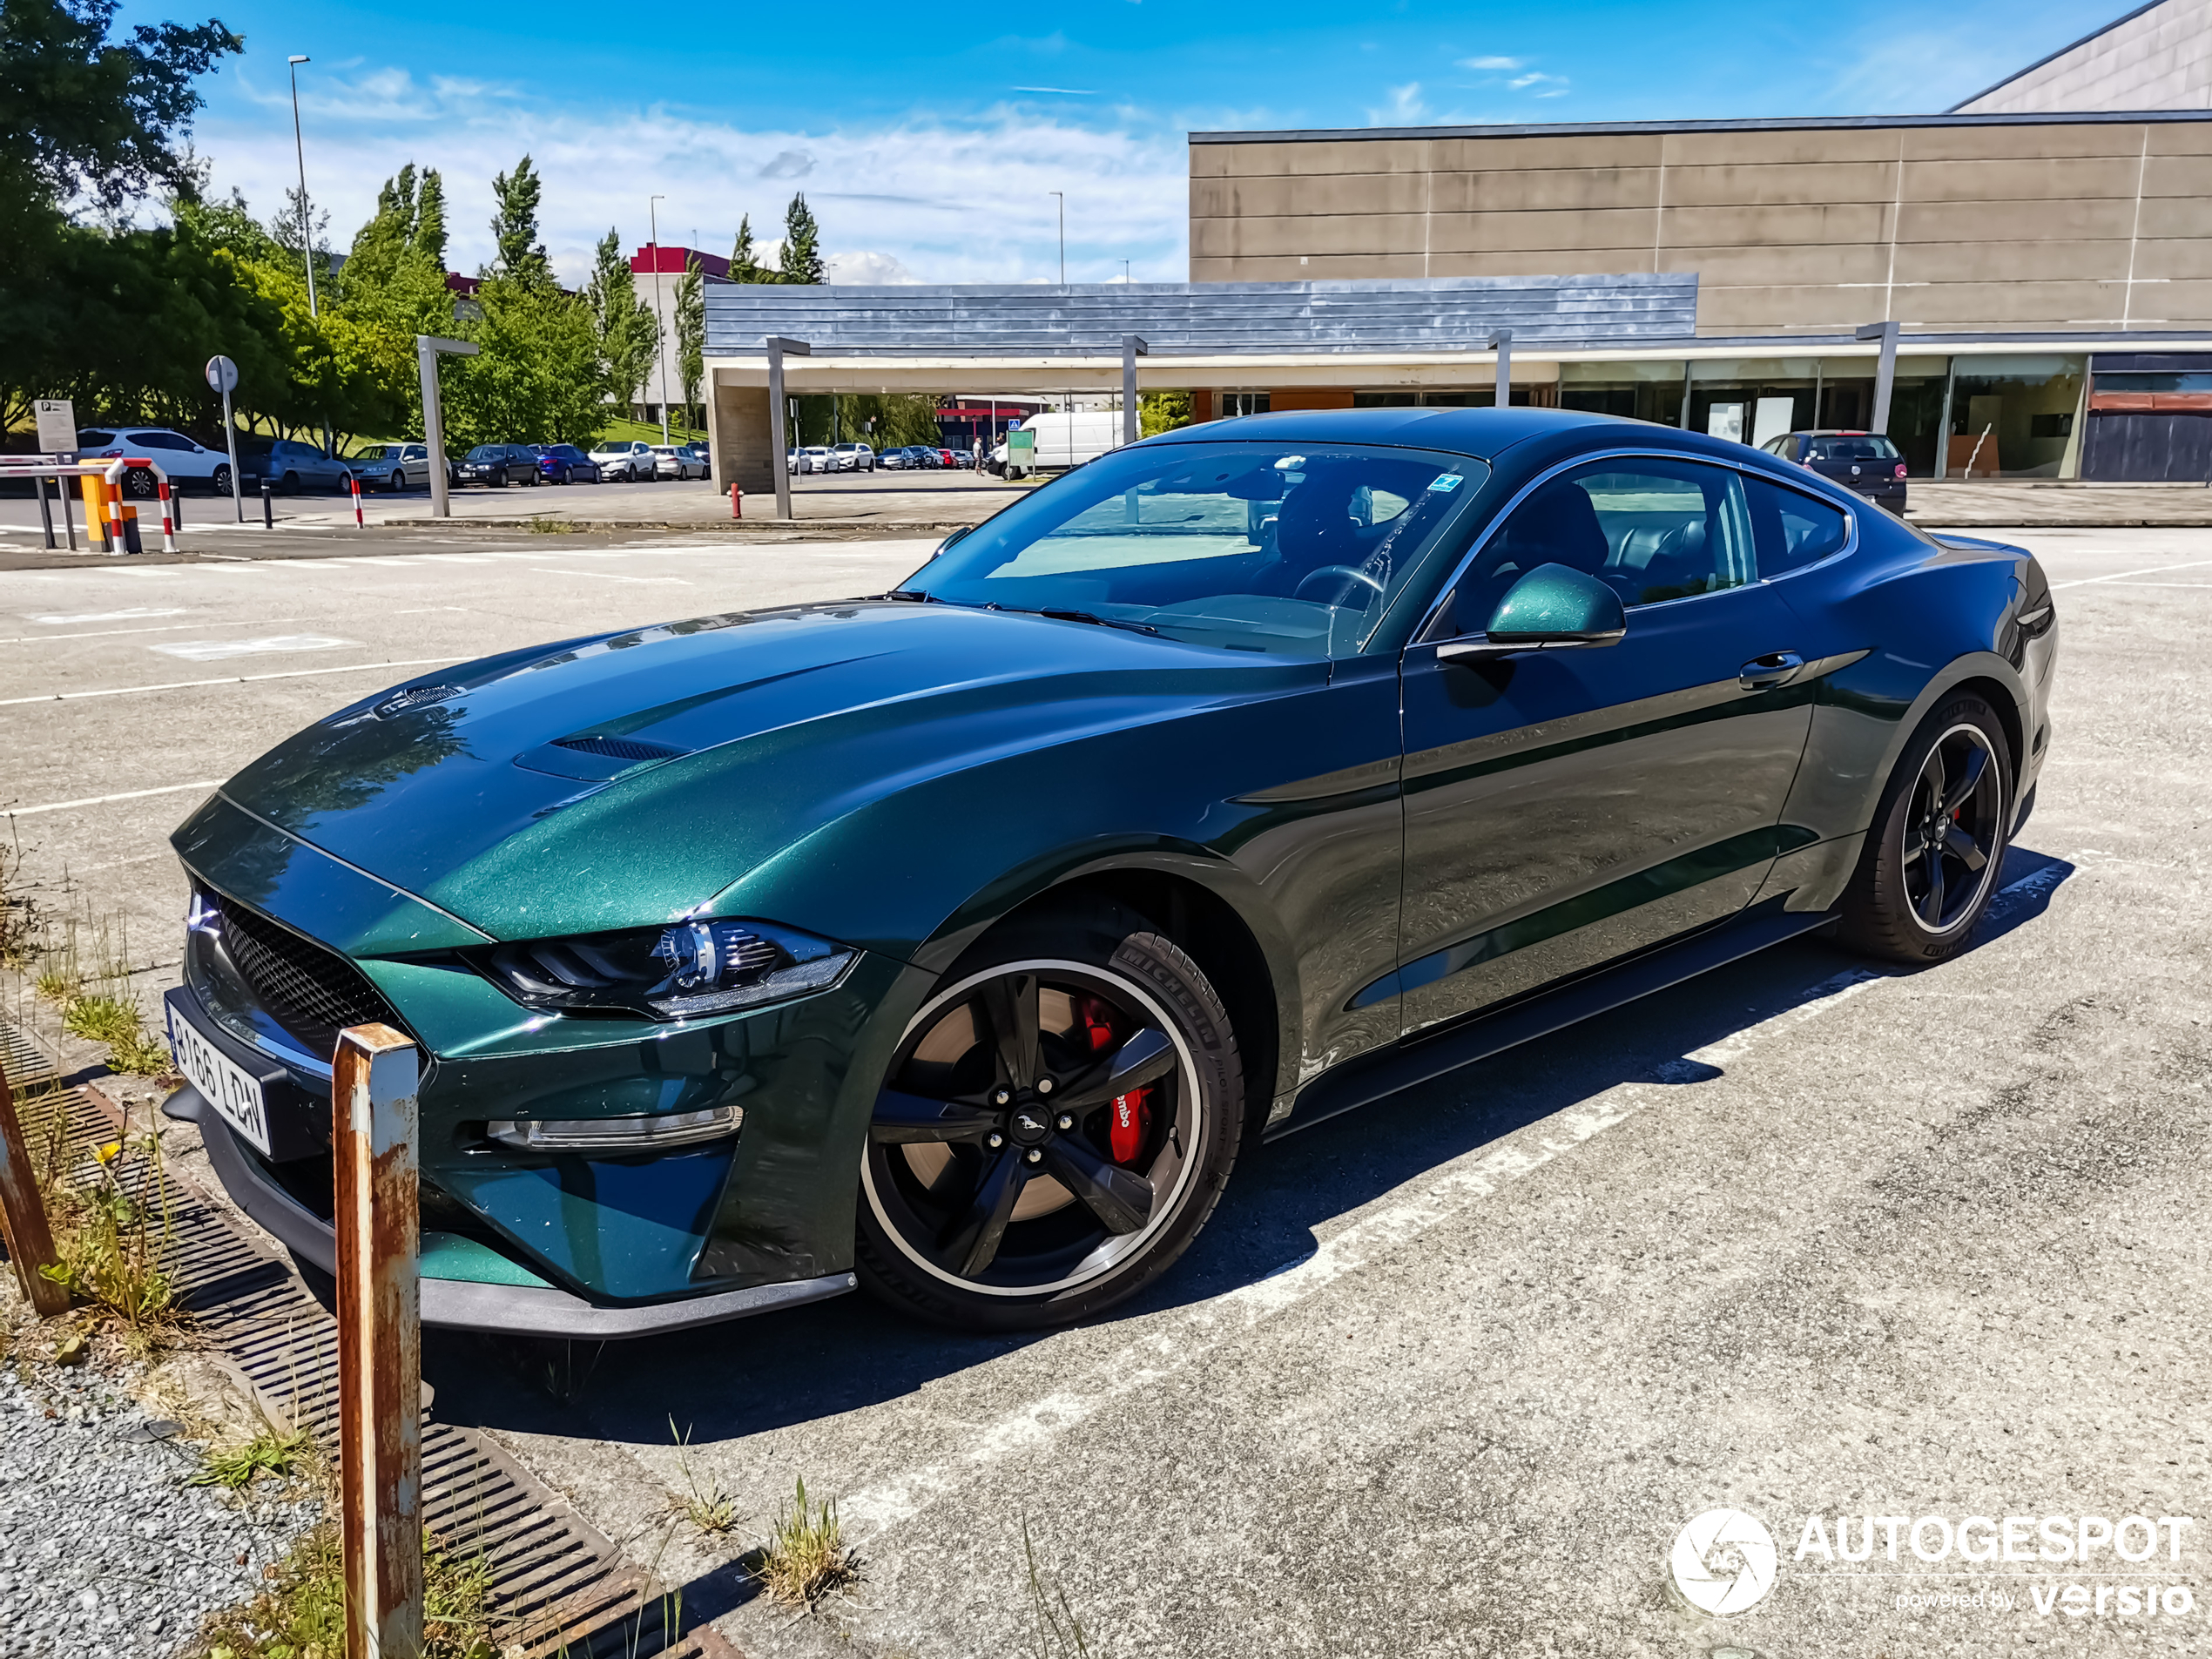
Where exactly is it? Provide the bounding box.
[163,408,2059,1334]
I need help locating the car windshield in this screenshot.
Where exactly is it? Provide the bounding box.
[1810,435,1900,461]
[909,442,1487,658]
[466,446,499,461]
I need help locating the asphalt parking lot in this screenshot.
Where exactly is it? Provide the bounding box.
[2,524,2207,1657]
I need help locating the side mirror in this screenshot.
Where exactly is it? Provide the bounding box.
[1437,563,1626,662]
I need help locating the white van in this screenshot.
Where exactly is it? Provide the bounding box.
[1011,410,1123,470]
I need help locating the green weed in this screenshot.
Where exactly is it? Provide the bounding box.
[195,1521,500,1659]
[37,1130,185,1353]
[187,1426,315,1490]
[751,1475,858,1609]
[668,1417,741,1535]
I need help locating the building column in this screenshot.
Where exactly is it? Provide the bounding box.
[707,374,774,496]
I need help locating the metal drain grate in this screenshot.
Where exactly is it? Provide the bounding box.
[0,1015,738,1659]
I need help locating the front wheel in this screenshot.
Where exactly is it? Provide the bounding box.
[857,902,1244,1331]
[1840,693,2013,963]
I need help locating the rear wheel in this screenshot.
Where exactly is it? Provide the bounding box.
[1841,693,2013,963]
[211,464,233,496]
[857,902,1244,1331]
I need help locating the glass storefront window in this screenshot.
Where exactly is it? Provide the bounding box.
[1946,355,2085,479]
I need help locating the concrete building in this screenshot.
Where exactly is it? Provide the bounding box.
[1952,0,2212,114]
[701,96,2212,491]
[631,245,731,426]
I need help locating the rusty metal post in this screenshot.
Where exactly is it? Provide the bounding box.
[333,1023,422,1659]
[0,1056,70,1318]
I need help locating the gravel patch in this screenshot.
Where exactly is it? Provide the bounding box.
[0,1362,320,1659]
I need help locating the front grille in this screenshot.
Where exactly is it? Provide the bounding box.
[216,897,396,1058]
[552,733,685,762]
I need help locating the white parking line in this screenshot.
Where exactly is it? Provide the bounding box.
[0,655,452,706]
[0,619,302,644]
[2050,557,2212,590]
[529,568,690,584]
[3,780,223,819]
[150,635,357,662]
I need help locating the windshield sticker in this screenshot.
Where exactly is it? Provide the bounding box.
[1429,474,1465,493]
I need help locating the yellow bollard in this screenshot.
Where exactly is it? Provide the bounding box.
[79,473,112,550]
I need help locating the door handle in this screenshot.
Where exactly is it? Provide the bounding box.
[1739,651,1805,691]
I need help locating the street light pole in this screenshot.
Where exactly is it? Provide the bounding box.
[287,57,317,319]
[650,195,671,444]
[1050,192,1065,286]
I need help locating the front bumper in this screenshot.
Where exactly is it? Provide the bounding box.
[165,1084,854,1337]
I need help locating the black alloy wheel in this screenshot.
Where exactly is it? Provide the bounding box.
[494,468,509,488]
[857,905,1243,1330]
[211,464,233,496]
[1842,693,2012,963]
[557,465,571,484]
[281,470,300,495]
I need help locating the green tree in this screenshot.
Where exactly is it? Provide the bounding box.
[488,155,550,286]
[844,393,941,448]
[730,213,776,283]
[0,0,243,427]
[1139,389,1191,437]
[586,228,655,415]
[779,192,824,285]
[674,252,705,426]
[413,167,448,268]
[334,165,457,438]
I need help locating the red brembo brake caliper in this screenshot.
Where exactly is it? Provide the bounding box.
[1079,996,1151,1163]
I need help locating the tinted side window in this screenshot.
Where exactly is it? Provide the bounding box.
[1744,475,1851,577]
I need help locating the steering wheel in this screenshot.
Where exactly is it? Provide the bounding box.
[1292,563,1387,604]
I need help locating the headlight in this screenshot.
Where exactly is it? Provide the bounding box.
[469,919,853,1020]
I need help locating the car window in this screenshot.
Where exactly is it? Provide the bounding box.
[1744,475,1851,577]
[1454,457,1757,621]
[77,429,117,448]
[134,432,188,451]
[1808,435,1900,462]
[917,442,1487,658]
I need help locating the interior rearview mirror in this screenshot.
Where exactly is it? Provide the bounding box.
[1437,563,1627,662]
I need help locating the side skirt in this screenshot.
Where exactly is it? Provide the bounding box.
[1264,899,1838,1141]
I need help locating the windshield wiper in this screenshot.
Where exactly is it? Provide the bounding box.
[1035,608,1159,636]
[884,589,939,603]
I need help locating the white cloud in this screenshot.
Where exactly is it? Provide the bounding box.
[192,70,1190,287]
[1457,56,1525,70]
[1508,71,1567,90]
[826,250,923,285]
[1371,82,1427,125]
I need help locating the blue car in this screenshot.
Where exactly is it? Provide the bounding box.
[531,444,602,485]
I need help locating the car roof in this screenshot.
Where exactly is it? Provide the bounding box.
[1144,404,1648,463]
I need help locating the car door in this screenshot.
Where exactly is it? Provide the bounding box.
[1394,454,1817,1036]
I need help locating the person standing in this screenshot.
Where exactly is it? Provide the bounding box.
[970,437,982,471]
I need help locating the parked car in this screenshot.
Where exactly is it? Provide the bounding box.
[1762,429,1909,513]
[453,443,543,488]
[650,444,710,481]
[894,445,939,469]
[831,442,876,473]
[940,448,967,469]
[347,443,433,492]
[162,407,2056,1341]
[590,440,658,482]
[74,426,237,496]
[530,444,601,485]
[680,443,713,475]
[798,446,833,474]
[236,436,356,495]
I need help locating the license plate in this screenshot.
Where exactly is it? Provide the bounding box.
[165,1001,273,1156]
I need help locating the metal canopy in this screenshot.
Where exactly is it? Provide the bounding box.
[703,273,1698,360]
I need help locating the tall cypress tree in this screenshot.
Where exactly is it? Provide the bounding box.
[488,155,550,287]
[730,213,773,283]
[586,227,656,413]
[779,193,824,286]
[675,251,705,426]
[414,168,448,269]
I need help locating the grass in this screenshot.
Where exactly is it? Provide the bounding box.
[29,910,175,1076]
[524,516,577,534]
[195,1521,501,1659]
[31,1115,186,1355]
[598,413,706,448]
[0,840,37,970]
[188,1425,316,1490]
[1022,1518,1093,1659]
[750,1476,859,1610]
[668,1418,741,1536]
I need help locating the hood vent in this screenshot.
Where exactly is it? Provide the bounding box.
[551,734,685,763]
[513,731,694,784]
[374,683,463,718]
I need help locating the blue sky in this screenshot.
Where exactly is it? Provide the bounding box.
[146,0,2114,287]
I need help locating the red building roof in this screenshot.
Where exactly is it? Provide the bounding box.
[631,246,730,280]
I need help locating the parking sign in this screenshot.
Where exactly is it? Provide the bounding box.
[34,399,77,455]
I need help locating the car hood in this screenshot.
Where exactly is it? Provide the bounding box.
[185,602,1320,945]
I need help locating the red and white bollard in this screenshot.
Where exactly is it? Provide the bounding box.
[154,476,179,555]
[349,471,365,529]
[730,482,743,520]
[105,483,126,556]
